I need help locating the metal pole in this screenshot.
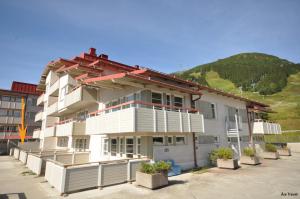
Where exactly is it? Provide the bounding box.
[235,114,241,158]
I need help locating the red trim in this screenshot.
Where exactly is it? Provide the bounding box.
[2,135,33,140]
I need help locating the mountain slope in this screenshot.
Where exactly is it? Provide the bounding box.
[177,53,300,95]
[175,53,300,130]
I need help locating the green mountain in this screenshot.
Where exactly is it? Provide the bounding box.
[177,53,300,95]
[175,53,300,130]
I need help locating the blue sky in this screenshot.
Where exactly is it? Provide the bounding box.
[0,0,299,89]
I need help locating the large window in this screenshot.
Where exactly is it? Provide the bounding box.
[136,137,141,157]
[76,111,88,121]
[57,137,68,147]
[174,96,183,108]
[176,136,186,145]
[119,137,124,155]
[167,136,173,145]
[1,96,10,101]
[153,136,164,145]
[199,101,217,119]
[0,109,7,116]
[111,138,117,156]
[74,138,89,151]
[151,92,162,109]
[103,138,109,155]
[126,138,134,158]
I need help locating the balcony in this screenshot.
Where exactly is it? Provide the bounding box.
[0,116,21,124]
[0,101,22,109]
[37,94,44,106]
[46,102,58,116]
[86,101,205,135]
[57,86,97,115]
[48,80,59,96]
[32,129,41,138]
[35,111,43,122]
[44,126,56,137]
[253,119,282,134]
[56,121,86,136]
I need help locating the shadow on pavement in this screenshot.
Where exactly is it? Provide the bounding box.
[0,193,27,199]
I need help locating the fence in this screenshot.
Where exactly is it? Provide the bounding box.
[44,158,150,194]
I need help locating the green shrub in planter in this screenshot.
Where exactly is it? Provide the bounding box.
[209,149,219,165]
[243,147,255,157]
[140,161,171,174]
[210,147,233,161]
[217,147,233,160]
[265,143,277,152]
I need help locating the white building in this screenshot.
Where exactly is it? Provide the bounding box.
[34,48,281,170]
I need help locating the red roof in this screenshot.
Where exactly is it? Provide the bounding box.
[11,81,42,95]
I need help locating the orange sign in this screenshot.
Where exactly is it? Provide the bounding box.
[18,97,27,144]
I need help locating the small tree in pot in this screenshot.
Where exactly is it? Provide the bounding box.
[240,147,260,165]
[136,161,171,189]
[210,147,238,169]
[262,144,279,159]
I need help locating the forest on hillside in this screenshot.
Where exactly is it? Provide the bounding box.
[176,53,300,95]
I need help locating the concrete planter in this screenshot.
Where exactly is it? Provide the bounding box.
[240,156,260,165]
[136,171,168,189]
[277,148,291,156]
[217,159,239,169]
[262,152,279,159]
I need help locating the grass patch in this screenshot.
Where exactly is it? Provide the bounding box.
[21,171,36,176]
[191,166,211,174]
[264,132,300,143]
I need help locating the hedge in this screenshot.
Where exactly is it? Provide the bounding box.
[264,132,300,143]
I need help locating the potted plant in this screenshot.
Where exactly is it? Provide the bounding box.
[262,144,279,159]
[277,145,292,156]
[210,147,238,169]
[240,147,260,165]
[136,161,171,189]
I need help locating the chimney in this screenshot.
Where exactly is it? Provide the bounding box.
[99,54,108,59]
[89,48,97,56]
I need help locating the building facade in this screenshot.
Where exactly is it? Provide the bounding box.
[34,48,281,169]
[0,82,42,153]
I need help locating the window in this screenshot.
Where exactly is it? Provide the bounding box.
[126,138,134,158]
[136,137,141,156]
[210,103,216,119]
[60,86,68,101]
[0,109,7,116]
[119,137,124,155]
[153,136,164,145]
[77,111,88,121]
[14,110,21,117]
[74,138,89,151]
[57,137,68,147]
[111,138,117,156]
[152,92,162,109]
[7,110,13,117]
[1,96,10,101]
[103,138,109,155]
[176,136,185,145]
[174,96,183,108]
[15,97,21,102]
[167,136,173,145]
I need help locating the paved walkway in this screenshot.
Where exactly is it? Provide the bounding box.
[0,153,299,199]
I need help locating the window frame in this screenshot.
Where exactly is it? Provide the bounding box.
[175,136,186,145]
[153,136,164,146]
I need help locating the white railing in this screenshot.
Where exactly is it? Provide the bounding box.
[37,94,44,106]
[46,102,58,116]
[86,101,204,134]
[44,126,56,137]
[48,80,59,96]
[34,111,43,122]
[253,120,282,134]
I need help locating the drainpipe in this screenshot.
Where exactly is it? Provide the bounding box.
[246,106,255,150]
[192,132,198,168]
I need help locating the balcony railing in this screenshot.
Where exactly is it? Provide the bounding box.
[46,102,58,116]
[0,116,21,124]
[86,101,205,134]
[0,101,22,109]
[58,86,97,112]
[37,94,44,106]
[44,126,56,137]
[48,80,59,96]
[253,119,281,134]
[33,129,41,139]
[35,111,43,122]
[56,120,86,136]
